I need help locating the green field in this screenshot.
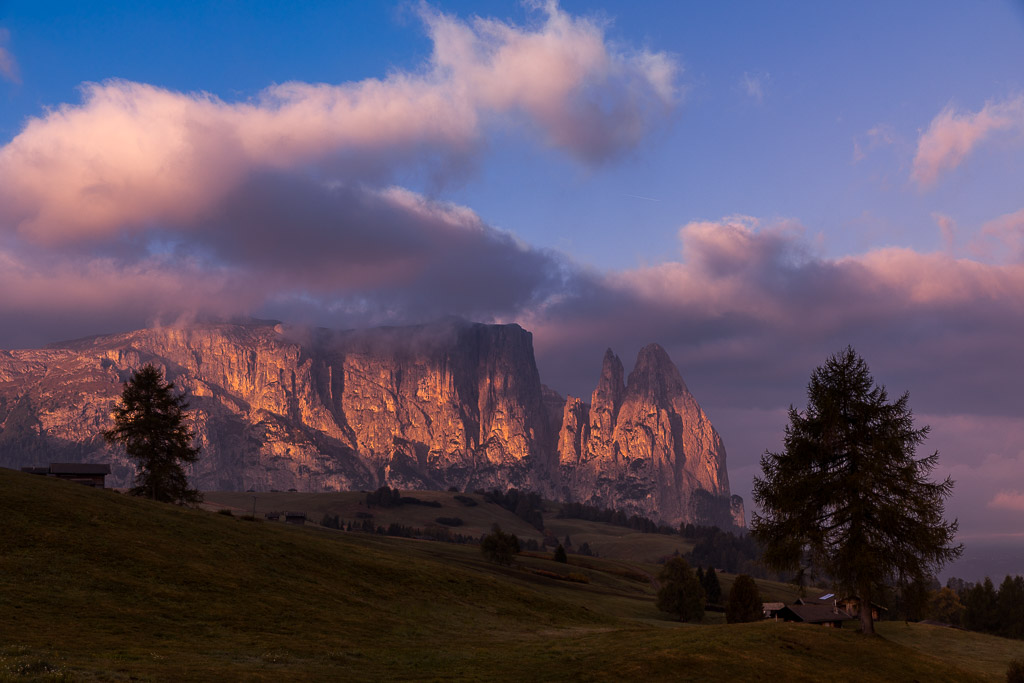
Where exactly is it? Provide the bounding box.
[3,469,1023,681]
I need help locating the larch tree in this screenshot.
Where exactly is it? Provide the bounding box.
[104,364,201,504]
[751,347,961,635]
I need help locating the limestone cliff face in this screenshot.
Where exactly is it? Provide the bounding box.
[0,320,742,527]
[556,344,743,528]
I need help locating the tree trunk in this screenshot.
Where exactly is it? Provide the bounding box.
[859,584,875,635]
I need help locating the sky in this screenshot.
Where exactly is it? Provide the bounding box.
[1,1,1023,575]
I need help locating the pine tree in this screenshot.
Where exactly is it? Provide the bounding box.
[554,544,568,563]
[656,558,705,622]
[703,566,723,605]
[104,364,201,504]
[752,347,961,635]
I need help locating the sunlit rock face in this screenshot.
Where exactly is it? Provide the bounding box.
[555,344,740,528]
[0,320,742,527]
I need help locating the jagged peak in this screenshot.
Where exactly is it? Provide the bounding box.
[625,343,688,402]
[591,348,625,409]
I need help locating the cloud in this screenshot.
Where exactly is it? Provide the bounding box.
[912,95,1024,187]
[0,3,677,244]
[971,207,1024,263]
[990,491,1024,512]
[0,28,18,84]
[853,124,898,163]
[739,71,768,104]
[528,214,1024,421]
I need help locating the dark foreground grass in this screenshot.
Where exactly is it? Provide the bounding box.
[2,469,1018,681]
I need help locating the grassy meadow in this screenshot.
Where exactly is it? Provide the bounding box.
[2,468,1023,681]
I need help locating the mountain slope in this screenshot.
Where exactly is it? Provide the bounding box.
[0,467,1007,681]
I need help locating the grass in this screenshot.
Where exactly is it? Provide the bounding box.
[3,468,1022,681]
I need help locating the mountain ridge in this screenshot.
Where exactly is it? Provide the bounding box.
[0,319,744,527]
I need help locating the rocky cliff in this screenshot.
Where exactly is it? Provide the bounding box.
[0,319,743,527]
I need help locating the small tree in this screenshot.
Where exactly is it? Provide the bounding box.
[726,574,763,623]
[104,364,201,504]
[481,524,520,566]
[703,566,723,605]
[752,347,961,635]
[656,558,705,622]
[554,544,568,563]
[926,586,965,626]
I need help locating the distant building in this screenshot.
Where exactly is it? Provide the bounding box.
[21,463,111,488]
[775,602,852,628]
[284,511,306,525]
[762,601,785,619]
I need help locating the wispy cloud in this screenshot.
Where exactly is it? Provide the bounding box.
[739,71,769,104]
[990,491,1024,512]
[912,95,1024,187]
[0,28,19,84]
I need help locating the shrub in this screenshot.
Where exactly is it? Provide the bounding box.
[217,509,233,516]
[656,558,705,622]
[454,495,478,507]
[1008,659,1024,683]
[567,573,590,584]
[400,496,442,508]
[726,574,763,623]
[435,517,463,527]
[481,524,520,566]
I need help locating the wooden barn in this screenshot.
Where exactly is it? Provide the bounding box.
[21,463,111,488]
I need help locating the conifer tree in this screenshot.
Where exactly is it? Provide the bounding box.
[703,566,722,605]
[104,364,201,504]
[752,347,961,635]
[656,558,705,622]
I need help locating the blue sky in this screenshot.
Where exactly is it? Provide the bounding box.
[1,1,1024,572]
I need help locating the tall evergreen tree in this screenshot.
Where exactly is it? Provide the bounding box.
[752,347,961,635]
[104,365,201,504]
[963,577,999,633]
[703,566,722,605]
[997,575,1024,639]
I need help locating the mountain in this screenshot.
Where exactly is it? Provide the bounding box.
[0,319,743,527]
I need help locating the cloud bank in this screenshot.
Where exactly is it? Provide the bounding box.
[0,3,676,244]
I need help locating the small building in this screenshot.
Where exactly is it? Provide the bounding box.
[837,597,887,621]
[762,602,785,619]
[265,512,281,521]
[22,462,111,488]
[776,603,852,628]
[284,511,306,525]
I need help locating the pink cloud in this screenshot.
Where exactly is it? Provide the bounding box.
[990,491,1024,512]
[912,95,1024,187]
[971,207,1024,263]
[0,3,677,244]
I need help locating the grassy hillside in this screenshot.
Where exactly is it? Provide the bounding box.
[2,469,1022,681]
